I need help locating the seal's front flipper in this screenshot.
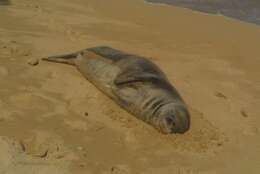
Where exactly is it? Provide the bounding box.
[42,52,80,65]
[115,71,161,86]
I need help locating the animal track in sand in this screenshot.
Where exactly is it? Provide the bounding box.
[0,136,71,174]
[20,131,75,160]
[214,91,228,99]
[0,40,32,58]
[109,165,130,174]
[8,92,56,115]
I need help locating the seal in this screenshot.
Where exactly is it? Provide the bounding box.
[42,46,190,134]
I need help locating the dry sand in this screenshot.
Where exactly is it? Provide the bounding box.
[0,0,260,173]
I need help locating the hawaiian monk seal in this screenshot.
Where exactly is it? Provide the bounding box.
[42,46,190,134]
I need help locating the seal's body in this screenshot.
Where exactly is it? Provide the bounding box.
[42,46,190,134]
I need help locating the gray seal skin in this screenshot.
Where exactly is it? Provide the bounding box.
[42,46,190,134]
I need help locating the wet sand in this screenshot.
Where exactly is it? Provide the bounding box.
[147,0,260,25]
[0,0,260,173]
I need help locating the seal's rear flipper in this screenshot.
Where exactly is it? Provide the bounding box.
[42,52,79,65]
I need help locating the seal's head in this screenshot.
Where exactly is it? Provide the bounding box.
[155,104,190,134]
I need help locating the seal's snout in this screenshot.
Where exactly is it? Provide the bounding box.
[159,106,190,134]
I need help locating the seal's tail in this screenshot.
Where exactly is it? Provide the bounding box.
[41,52,79,65]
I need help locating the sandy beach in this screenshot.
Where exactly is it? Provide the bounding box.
[0,0,260,173]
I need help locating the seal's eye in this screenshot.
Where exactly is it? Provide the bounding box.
[165,117,175,127]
